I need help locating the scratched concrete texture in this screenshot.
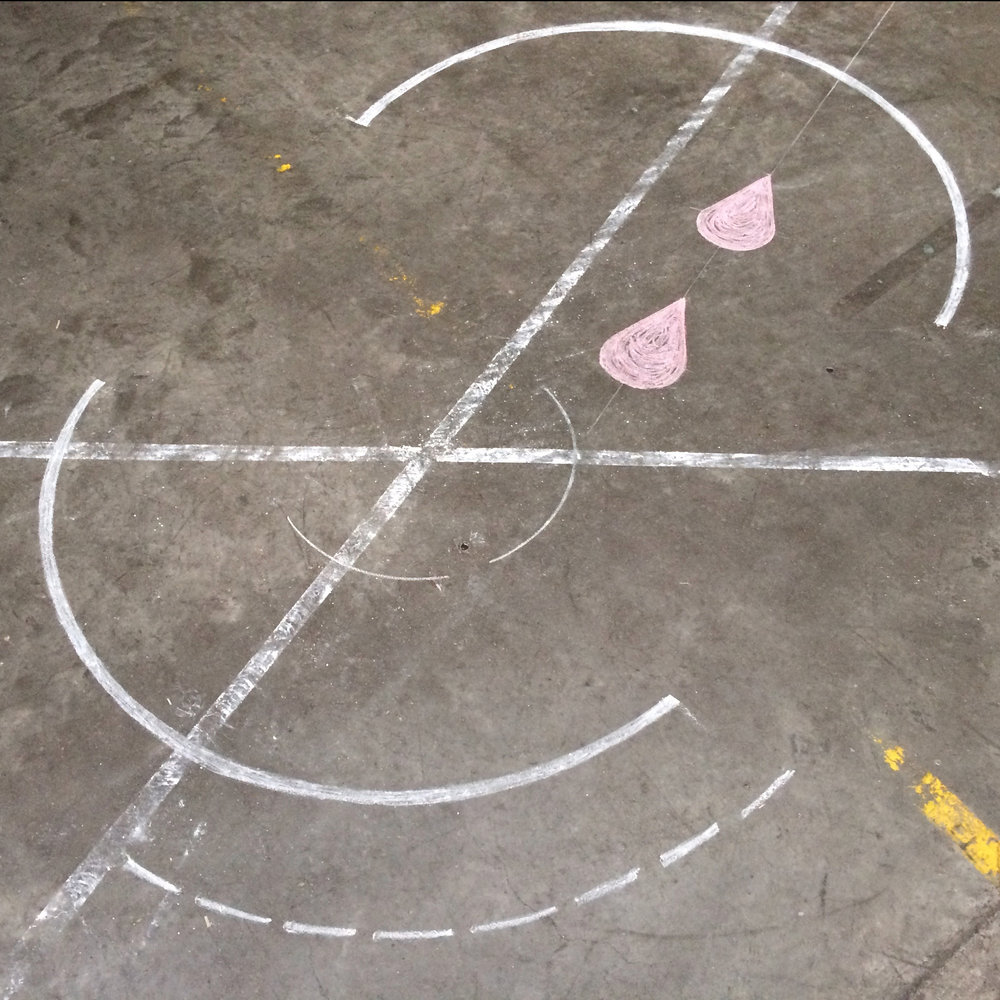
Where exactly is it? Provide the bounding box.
[2,1,1000,998]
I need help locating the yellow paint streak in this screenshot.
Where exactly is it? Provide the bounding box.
[360,237,445,319]
[276,163,292,173]
[914,772,1000,881]
[883,745,905,771]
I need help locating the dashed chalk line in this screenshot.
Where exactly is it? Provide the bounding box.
[112,768,793,940]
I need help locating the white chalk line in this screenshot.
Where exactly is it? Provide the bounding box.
[7,440,995,476]
[488,387,578,564]
[347,13,967,327]
[470,906,559,934]
[741,768,796,819]
[195,896,272,925]
[660,822,721,868]
[282,920,358,938]
[372,928,454,941]
[287,517,450,583]
[112,767,793,940]
[122,855,181,895]
[574,866,641,905]
[13,9,789,988]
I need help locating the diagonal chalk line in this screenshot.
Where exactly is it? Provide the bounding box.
[5,6,795,995]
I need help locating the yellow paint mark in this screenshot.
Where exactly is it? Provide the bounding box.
[276,163,292,173]
[220,97,227,103]
[360,237,445,319]
[413,298,444,318]
[274,154,283,159]
[883,745,905,771]
[913,772,1000,881]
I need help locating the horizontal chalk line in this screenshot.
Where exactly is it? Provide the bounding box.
[283,920,357,937]
[372,928,454,940]
[3,439,996,475]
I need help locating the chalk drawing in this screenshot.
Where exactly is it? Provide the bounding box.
[111,767,793,939]
[696,175,776,251]
[599,298,688,389]
[10,24,800,976]
[347,18,968,327]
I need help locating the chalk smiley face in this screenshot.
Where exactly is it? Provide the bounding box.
[41,19,968,810]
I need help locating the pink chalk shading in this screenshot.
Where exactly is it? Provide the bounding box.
[599,298,687,390]
[696,174,775,251]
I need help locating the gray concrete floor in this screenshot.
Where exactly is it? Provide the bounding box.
[3,2,1000,997]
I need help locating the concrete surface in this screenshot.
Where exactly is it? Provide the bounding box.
[2,2,1000,997]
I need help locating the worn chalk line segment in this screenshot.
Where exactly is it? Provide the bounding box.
[6,439,998,476]
[741,768,796,819]
[8,7,793,993]
[574,867,641,905]
[113,768,793,939]
[660,822,721,868]
[282,921,358,938]
[122,856,180,895]
[194,896,272,925]
[347,13,967,327]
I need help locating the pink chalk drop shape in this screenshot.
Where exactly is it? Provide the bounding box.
[696,174,775,251]
[599,298,687,390]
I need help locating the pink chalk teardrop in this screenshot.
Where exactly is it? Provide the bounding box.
[599,298,687,390]
[696,174,775,251]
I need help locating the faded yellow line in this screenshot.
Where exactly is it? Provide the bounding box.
[913,772,1000,882]
[877,738,1000,883]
